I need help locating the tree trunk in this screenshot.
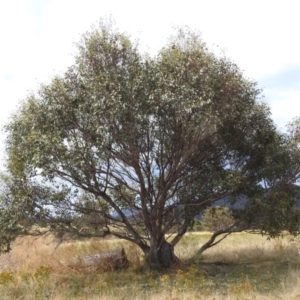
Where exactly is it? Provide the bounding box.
[147,238,178,269]
[158,240,178,268]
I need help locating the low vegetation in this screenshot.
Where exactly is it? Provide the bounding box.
[0,232,300,299]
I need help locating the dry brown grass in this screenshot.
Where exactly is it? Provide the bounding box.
[0,232,300,299]
[0,234,143,273]
[0,234,63,272]
[175,231,300,263]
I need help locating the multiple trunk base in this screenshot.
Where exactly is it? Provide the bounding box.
[146,241,178,269]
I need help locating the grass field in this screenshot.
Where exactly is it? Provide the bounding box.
[0,232,300,299]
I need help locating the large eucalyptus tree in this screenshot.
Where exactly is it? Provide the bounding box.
[3,22,300,269]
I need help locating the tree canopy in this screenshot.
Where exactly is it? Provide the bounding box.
[2,22,300,268]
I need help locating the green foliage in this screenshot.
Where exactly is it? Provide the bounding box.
[202,206,235,231]
[0,173,30,252]
[2,20,300,266]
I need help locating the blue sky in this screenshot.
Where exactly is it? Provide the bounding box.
[1,0,300,166]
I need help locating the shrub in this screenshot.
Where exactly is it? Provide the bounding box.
[202,206,235,231]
